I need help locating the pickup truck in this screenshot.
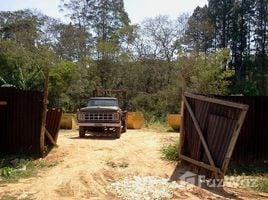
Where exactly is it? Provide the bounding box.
[77,97,127,138]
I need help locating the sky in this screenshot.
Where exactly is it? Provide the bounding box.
[0,0,208,23]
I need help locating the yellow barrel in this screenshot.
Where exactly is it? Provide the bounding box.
[167,114,181,131]
[60,113,77,129]
[127,112,144,129]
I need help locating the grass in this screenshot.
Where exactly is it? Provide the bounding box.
[118,162,129,168]
[228,164,268,176]
[106,160,129,168]
[0,195,17,200]
[0,195,33,200]
[227,164,268,193]
[106,161,117,168]
[160,140,180,161]
[252,177,268,193]
[0,154,58,183]
[145,119,173,132]
[0,158,37,183]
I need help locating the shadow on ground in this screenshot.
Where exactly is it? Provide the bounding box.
[169,162,241,199]
[69,135,118,141]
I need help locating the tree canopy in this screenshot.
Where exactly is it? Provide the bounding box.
[0,0,267,118]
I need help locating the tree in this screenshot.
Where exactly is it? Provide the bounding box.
[208,0,235,49]
[254,0,268,94]
[184,6,214,54]
[0,9,44,58]
[131,15,188,86]
[60,0,131,88]
[188,0,268,95]
[54,23,92,61]
[178,49,234,95]
[0,40,43,90]
[49,60,78,110]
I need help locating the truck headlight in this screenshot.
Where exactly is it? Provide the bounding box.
[112,112,120,121]
[77,112,84,120]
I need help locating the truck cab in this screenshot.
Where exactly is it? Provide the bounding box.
[77,96,127,138]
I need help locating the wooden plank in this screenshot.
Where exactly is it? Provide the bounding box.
[0,101,7,106]
[184,92,249,110]
[222,109,248,173]
[45,128,57,146]
[182,95,217,169]
[180,154,223,175]
[53,108,63,143]
[40,69,49,156]
[179,100,185,156]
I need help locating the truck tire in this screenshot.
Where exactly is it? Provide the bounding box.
[122,121,127,133]
[79,127,85,138]
[115,127,121,138]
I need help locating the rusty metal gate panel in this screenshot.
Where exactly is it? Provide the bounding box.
[180,93,249,178]
[217,96,268,164]
[46,108,63,145]
[0,87,43,154]
[0,88,63,155]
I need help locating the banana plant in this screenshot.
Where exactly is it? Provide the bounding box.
[0,65,43,90]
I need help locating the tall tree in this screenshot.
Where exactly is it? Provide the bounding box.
[61,0,131,88]
[208,0,235,48]
[0,10,41,48]
[254,0,268,94]
[132,15,188,85]
[183,6,214,54]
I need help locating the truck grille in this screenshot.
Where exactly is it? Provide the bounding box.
[84,112,113,121]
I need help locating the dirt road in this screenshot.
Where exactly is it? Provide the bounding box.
[0,129,267,200]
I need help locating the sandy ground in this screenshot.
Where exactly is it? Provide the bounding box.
[0,129,267,200]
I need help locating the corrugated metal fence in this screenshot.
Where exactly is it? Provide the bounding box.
[46,108,63,144]
[218,96,268,165]
[181,93,268,172]
[180,93,249,178]
[0,88,62,155]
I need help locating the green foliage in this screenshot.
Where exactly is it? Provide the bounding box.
[1,167,15,178]
[178,49,234,95]
[227,164,268,193]
[0,41,39,90]
[144,117,170,132]
[253,178,268,193]
[187,0,268,95]
[228,164,268,176]
[0,40,56,91]
[233,79,262,96]
[184,5,213,53]
[0,159,36,182]
[49,61,78,110]
[160,141,180,161]
[0,155,58,183]
[1,1,267,121]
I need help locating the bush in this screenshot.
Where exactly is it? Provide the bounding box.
[161,141,180,161]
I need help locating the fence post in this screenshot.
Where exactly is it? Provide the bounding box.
[40,69,49,156]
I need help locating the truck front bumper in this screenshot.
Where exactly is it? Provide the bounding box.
[78,122,121,127]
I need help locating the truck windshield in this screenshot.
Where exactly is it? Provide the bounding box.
[88,99,118,107]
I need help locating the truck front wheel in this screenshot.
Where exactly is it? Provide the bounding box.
[122,120,127,133]
[115,127,122,138]
[79,127,85,138]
